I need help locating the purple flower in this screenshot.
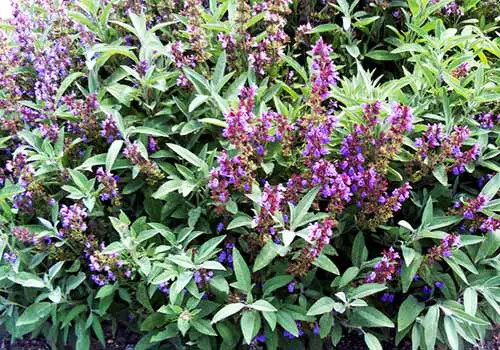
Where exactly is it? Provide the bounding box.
[3,252,17,264]
[283,321,304,339]
[435,281,444,289]
[367,247,400,283]
[474,112,499,129]
[147,136,157,152]
[381,292,395,303]
[100,114,121,143]
[59,203,87,234]
[310,37,339,102]
[216,222,224,233]
[287,281,296,293]
[158,282,170,295]
[96,167,120,203]
[252,333,266,344]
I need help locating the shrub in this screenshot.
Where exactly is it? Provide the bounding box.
[0,0,499,349]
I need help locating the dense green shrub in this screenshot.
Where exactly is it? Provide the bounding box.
[0,0,499,349]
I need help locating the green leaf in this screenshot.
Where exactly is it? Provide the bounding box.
[401,254,422,293]
[213,52,227,88]
[463,288,477,316]
[364,333,382,350]
[352,232,368,266]
[350,284,387,299]
[106,83,137,107]
[75,329,90,350]
[291,187,319,230]
[432,164,448,186]
[353,16,380,28]
[192,319,217,336]
[241,311,260,345]
[66,272,86,293]
[106,140,124,172]
[307,297,335,316]
[402,246,416,267]
[9,272,45,288]
[443,316,459,350]
[96,284,116,299]
[177,315,190,336]
[441,305,489,325]
[92,318,106,346]
[253,241,279,272]
[249,300,277,312]
[424,305,440,350]
[150,324,178,342]
[421,196,433,227]
[365,50,400,61]
[61,305,87,328]
[199,117,228,128]
[227,214,253,230]
[16,302,52,327]
[152,180,183,199]
[183,67,210,95]
[262,275,294,296]
[443,257,468,284]
[339,266,359,288]
[308,23,340,33]
[351,307,394,328]
[137,284,153,312]
[188,95,209,112]
[312,253,340,274]
[196,235,226,263]
[427,216,462,231]
[282,56,308,82]
[397,296,424,331]
[231,248,252,293]
[211,303,245,324]
[277,311,298,337]
[480,172,500,200]
[319,313,333,339]
[167,143,207,169]
[407,0,419,15]
[55,72,84,105]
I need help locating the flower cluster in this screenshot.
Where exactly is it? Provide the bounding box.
[427,233,461,263]
[85,242,131,286]
[158,281,171,295]
[249,0,291,75]
[3,252,17,265]
[217,242,234,268]
[367,247,400,283]
[474,112,499,129]
[63,93,100,143]
[451,194,500,233]
[253,182,284,237]
[59,204,88,237]
[96,167,120,205]
[209,86,295,210]
[11,226,46,247]
[123,142,164,185]
[412,124,480,177]
[100,114,121,143]
[3,152,34,189]
[309,37,339,105]
[452,62,471,78]
[306,218,334,258]
[181,0,209,62]
[194,269,214,289]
